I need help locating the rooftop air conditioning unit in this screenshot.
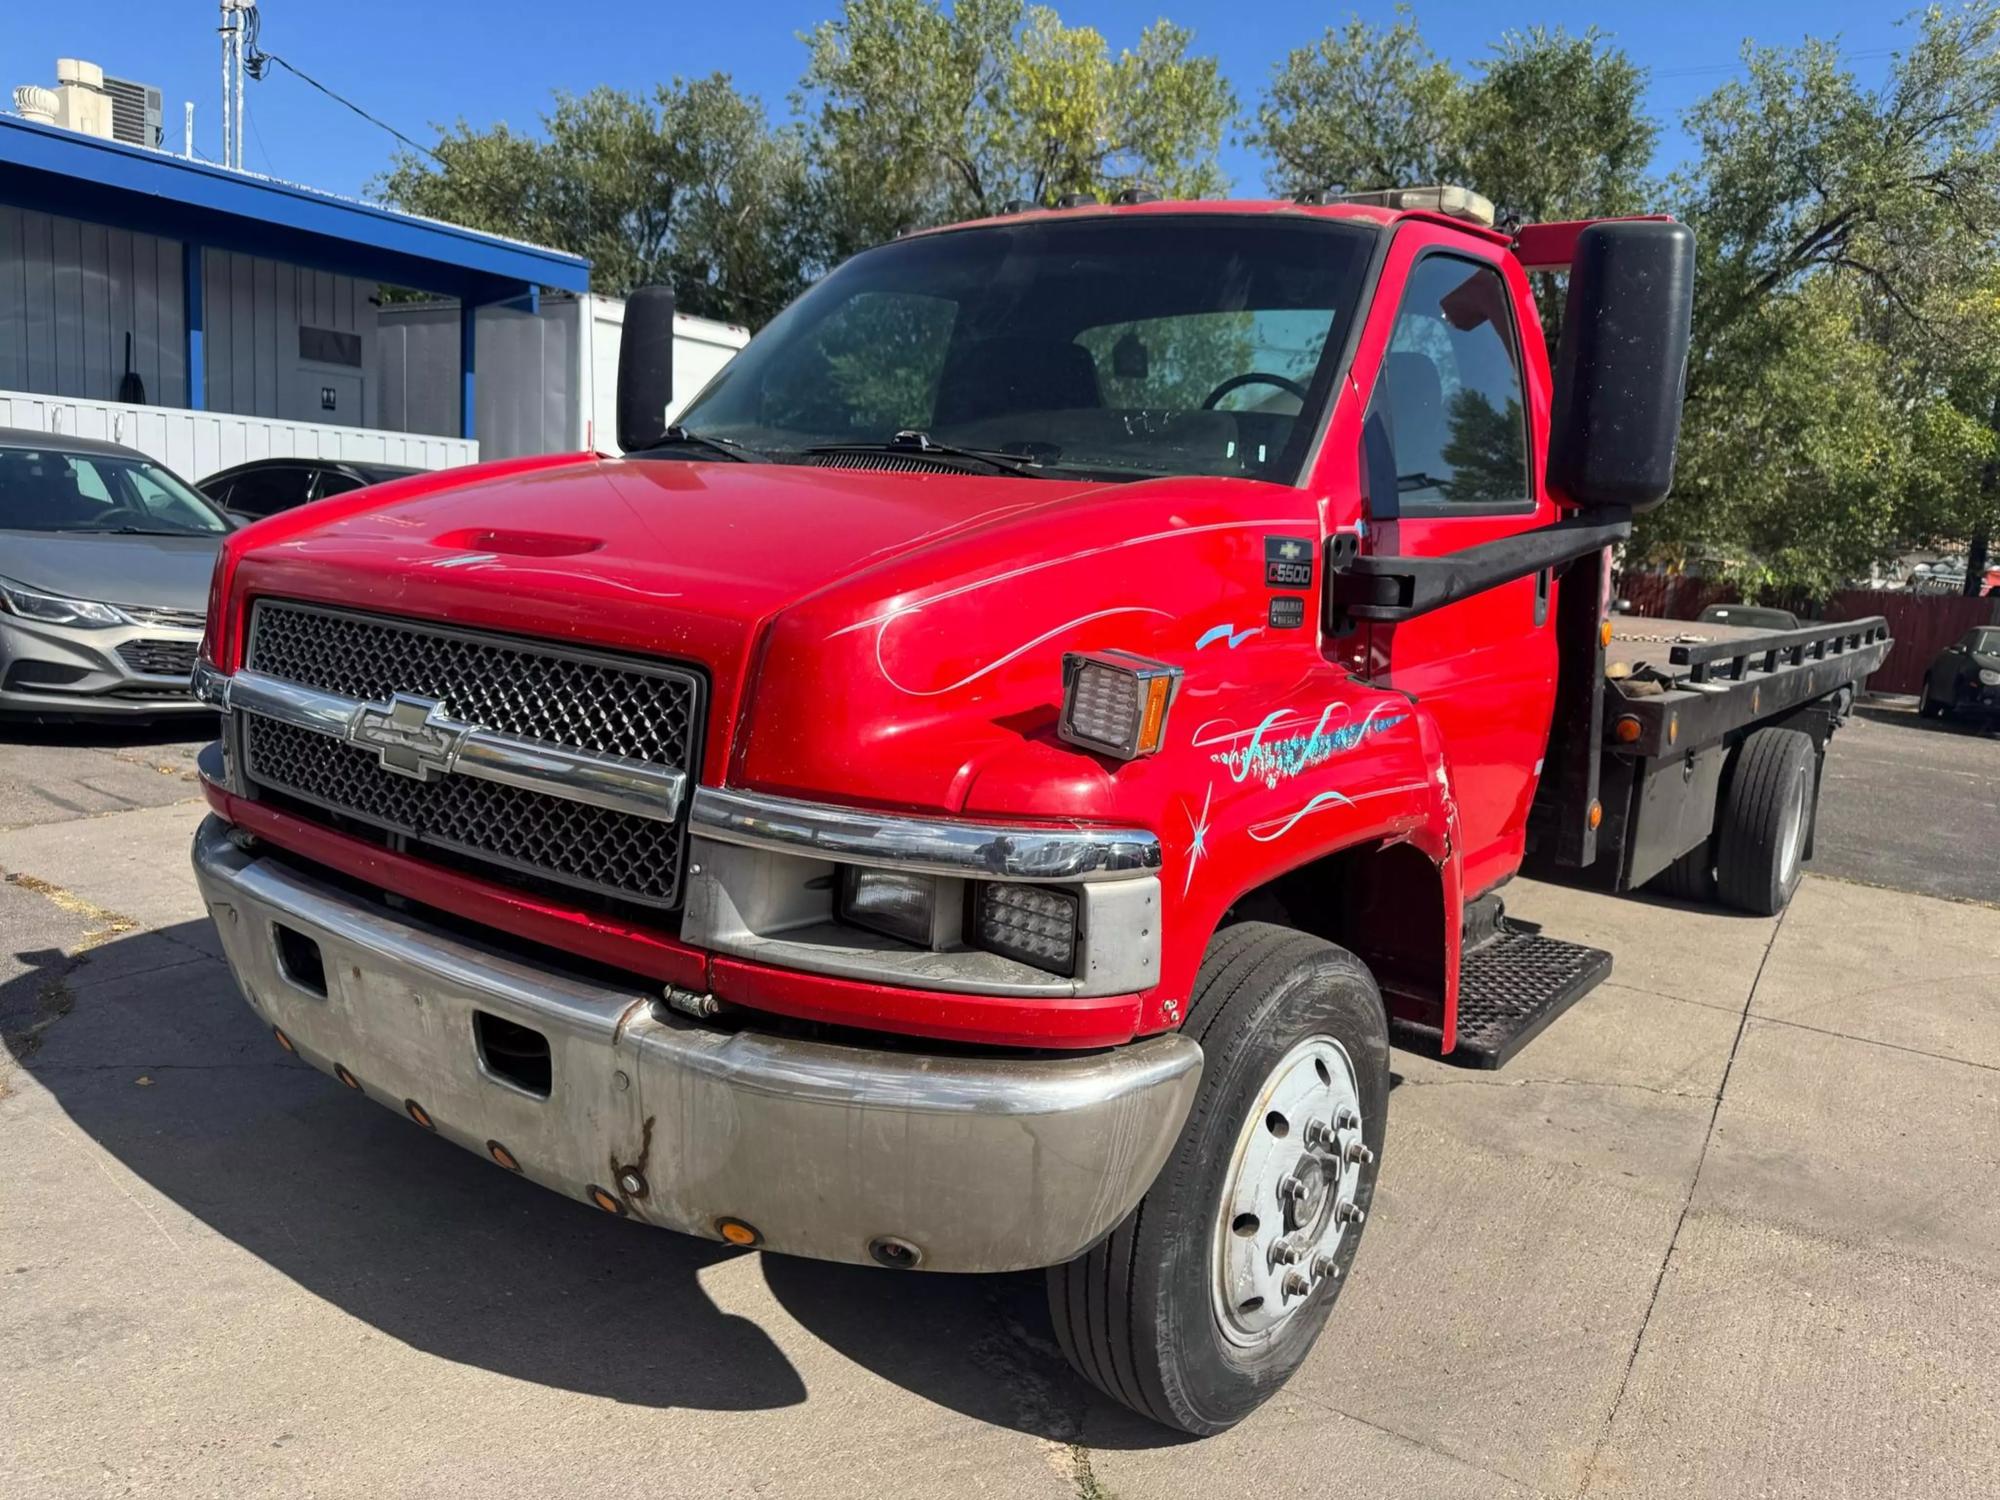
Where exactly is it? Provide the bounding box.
[103,73,164,149]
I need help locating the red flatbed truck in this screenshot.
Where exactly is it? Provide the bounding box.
[188,187,1889,1434]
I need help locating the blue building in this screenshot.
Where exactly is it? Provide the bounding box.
[0,110,588,474]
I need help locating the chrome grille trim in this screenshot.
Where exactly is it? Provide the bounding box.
[245,600,699,767]
[691,786,1161,882]
[200,665,687,823]
[202,601,705,912]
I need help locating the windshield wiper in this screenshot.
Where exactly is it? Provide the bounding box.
[631,426,773,463]
[806,430,1047,478]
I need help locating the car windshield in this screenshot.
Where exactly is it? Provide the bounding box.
[670,214,1377,483]
[0,445,230,535]
[1967,628,2000,653]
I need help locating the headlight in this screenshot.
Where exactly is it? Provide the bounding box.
[972,882,1079,976]
[1980,669,2000,687]
[0,576,127,629]
[836,867,948,947]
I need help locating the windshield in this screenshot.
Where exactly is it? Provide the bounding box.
[1968,628,2000,653]
[0,445,230,535]
[672,214,1377,483]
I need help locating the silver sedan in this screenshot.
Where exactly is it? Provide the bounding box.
[0,428,228,721]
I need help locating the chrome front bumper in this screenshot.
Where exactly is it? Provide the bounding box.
[191,816,1201,1271]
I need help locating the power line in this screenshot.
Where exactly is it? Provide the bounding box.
[1651,46,1899,81]
[238,9,441,166]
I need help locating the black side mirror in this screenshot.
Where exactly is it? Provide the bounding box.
[1546,220,1695,514]
[617,284,677,453]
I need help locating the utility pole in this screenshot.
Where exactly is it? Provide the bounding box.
[218,0,256,169]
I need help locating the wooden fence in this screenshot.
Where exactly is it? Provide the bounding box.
[1614,572,2000,695]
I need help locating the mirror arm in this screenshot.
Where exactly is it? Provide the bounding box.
[1325,513,1631,627]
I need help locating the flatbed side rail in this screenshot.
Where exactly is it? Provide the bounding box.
[1607,616,1893,758]
[1670,618,1892,685]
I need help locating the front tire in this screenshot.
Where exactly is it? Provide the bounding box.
[1046,922,1389,1435]
[1920,680,1946,720]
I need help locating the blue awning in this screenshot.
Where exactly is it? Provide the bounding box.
[0,113,588,303]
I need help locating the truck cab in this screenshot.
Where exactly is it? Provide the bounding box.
[191,189,1721,1435]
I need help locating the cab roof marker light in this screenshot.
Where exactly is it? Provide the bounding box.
[1059,650,1181,760]
[1313,184,1496,228]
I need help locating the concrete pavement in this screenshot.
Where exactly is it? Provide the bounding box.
[3,728,1997,1497]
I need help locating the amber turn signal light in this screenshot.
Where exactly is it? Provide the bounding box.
[716,1217,762,1247]
[1613,715,1642,743]
[588,1185,627,1216]
[487,1140,522,1173]
[1058,650,1181,759]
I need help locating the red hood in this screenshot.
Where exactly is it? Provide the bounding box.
[224,455,1095,772]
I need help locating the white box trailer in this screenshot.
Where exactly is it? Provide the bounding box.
[375,293,749,460]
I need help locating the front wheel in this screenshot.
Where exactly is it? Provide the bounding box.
[1920,680,1946,720]
[1045,922,1389,1435]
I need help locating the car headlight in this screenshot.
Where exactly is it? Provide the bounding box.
[1979,668,2000,687]
[0,575,128,629]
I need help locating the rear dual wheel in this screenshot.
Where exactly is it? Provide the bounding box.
[1716,727,1816,916]
[1046,923,1389,1435]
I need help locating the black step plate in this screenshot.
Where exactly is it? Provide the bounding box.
[1390,925,1613,1070]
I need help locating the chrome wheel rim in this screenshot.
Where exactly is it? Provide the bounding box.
[1778,767,1808,887]
[1210,1033,1367,1348]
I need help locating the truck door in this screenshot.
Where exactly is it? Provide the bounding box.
[1346,231,1559,896]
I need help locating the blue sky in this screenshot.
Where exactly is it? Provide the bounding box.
[5,2,1908,200]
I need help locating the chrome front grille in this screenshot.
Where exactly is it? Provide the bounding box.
[240,601,703,910]
[248,601,695,765]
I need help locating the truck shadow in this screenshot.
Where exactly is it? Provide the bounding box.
[0,714,217,748]
[2,921,1181,1445]
[2,923,802,1414]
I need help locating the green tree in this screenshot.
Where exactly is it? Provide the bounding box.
[1251,9,1656,228]
[1649,4,2000,594]
[377,77,812,324]
[1252,7,1464,196]
[798,0,1235,258]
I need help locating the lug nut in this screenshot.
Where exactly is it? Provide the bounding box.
[1303,1118,1335,1151]
[1337,1201,1366,1226]
[1270,1236,1307,1266]
[1279,1174,1308,1203]
[1344,1141,1376,1167]
[1312,1253,1341,1280]
[1334,1106,1360,1130]
[1282,1270,1313,1298]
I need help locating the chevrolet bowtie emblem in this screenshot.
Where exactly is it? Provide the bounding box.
[349,693,472,780]
[1279,541,1303,560]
